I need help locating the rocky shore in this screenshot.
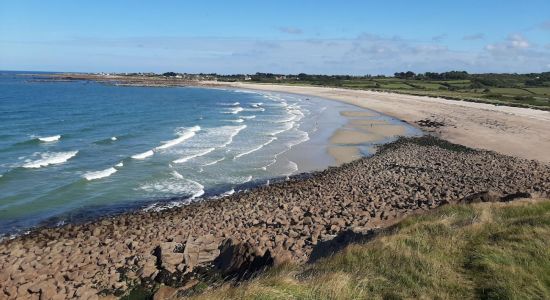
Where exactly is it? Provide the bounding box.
[1,136,549,299]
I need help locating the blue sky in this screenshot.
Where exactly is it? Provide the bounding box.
[1,1,549,74]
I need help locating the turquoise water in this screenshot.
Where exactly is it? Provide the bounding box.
[0,72,335,234]
[0,72,420,235]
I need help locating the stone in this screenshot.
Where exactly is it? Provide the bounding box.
[153,285,178,300]
[183,234,220,272]
[459,190,502,204]
[214,238,274,279]
[158,242,183,273]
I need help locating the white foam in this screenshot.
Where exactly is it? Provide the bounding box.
[111,136,117,141]
[173,147,215,164]
[234,137,277,159]
[115,161,124,167]
[244,107,265,112]
[219,125,247,148]
[83,167,117,181]
[241,115,256,119]
[156,126,200,150]
[22,151,78,168]
[287,130,310,148]
[38,135,61,142]
[231,118,245,123]
[140,177,204,199]
[202,157,225,167]
[273,115,297,123]
[221,189,235,196]
[270,122,295,136]
[132,150,154,160]
[189,179,205,199]
[172,170,184,179]
[285,160,299,176]
[224,107,244,114]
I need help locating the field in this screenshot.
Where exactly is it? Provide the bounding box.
[331,79,550,110]
[190,200,550,299]
[226,73,550,110]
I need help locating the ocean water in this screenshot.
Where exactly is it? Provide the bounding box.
[0,72,420,235]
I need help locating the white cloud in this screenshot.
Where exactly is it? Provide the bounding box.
[509,34,530,49]
[2,32,549,74]
[485,33,532,54]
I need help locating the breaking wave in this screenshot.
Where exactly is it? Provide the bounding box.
[22,151,78,169]
[83,167,117,181]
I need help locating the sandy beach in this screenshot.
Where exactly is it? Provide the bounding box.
[208,82,550,163]
[2,77,549,299]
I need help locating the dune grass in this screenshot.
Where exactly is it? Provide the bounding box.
[190,200,550,299]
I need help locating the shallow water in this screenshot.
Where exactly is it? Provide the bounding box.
[0,72,420,234]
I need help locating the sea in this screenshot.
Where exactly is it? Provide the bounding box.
[0,71,419,236]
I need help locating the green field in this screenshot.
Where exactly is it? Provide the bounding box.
[222,72,550,110]
[191,200,550,300]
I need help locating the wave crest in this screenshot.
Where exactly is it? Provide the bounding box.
[83,167,117,181]
[22,151,78,168]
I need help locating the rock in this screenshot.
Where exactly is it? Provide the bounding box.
[158,242,184,273]
[459,190,502,204]
[153,285,178,300]
[271,248,292,267]
[501,191,531,202]
[214,238,274,279]
[183,234,220,272]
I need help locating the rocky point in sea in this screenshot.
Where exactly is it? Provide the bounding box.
[1,136,549,299]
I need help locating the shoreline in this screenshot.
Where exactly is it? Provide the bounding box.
[1,136,549,299]
[206,81,550,163]
[3,74,549,299]
[35,73,550,163]
[0,82,417,237]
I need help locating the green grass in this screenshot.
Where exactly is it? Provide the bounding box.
[488,88,533,96]
[526,87,550,96]
[191,200,550,300]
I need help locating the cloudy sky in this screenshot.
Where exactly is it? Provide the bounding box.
[1,0,549,74]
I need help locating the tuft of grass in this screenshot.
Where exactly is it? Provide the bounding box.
[190,200,550,300]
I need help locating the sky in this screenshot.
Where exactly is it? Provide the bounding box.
[1,0,549,75]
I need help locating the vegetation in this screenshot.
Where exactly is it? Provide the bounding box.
[215,71,550,110]
[191,200,550,299]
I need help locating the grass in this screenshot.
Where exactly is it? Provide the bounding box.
[243,78,550,110]
[190,200,550,299]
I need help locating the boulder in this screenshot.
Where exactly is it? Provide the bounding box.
[459,190,502,204]
[183,234,220,272]
[214,238,273,279]
[158,242,183,274]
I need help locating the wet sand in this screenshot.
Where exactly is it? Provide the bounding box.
[209,82,550,163]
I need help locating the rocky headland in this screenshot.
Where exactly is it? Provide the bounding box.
[1,136,549,299]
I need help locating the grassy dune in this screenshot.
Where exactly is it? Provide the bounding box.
[191,200,550,299]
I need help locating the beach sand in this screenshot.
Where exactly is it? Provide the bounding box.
[327,145,362,164]
[208,82,550,163]
[330,129,384,144]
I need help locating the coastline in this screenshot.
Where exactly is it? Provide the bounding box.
[204,81,550,163]
[1,136,549,299]
[2,74,549,299]
[0,80,418,235]
[37,73,550,163]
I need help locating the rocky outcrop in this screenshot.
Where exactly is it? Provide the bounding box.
[1,137,549,299]
[214,238,274,279]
